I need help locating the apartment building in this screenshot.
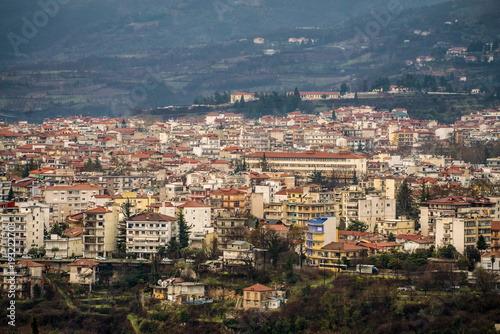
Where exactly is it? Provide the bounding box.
[305,216,338,266]
[177,201,213,245]
[244,152,367,176]
[0,260,44,299]
[82,206,119,259]
[435,215,491,253]
[216,211,246,249]
[45,234,83,258]
[264,197,337,226]
[378,218,415,236]
[420,196,495,236]
[210,188,246,215]
[42,184,104,222]
[358,195,396,232]
[0,200,50,257]
[126,212,177,258]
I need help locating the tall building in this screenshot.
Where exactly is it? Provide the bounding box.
[216,211,246,249]
[42,184,104,222]
[305,216,338,266]
[0,200,50,257]
[420,196,495,236]
[435,215,491,253]
[83,206,119,259]
[126,212,177,258]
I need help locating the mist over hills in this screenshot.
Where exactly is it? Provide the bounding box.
[1,0,446,61]
[0,0,498,122]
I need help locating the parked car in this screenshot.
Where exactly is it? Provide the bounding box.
[161,258,173,263]
[21,255,33,259]
[54,256,62,260]
[95,256,106,261]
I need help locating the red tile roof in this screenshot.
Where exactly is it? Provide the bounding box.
[243,283,274,292]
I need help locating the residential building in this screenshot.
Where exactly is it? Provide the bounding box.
[378,218,415,236]
[68,259,99,286]
[491,221,500,253]
[153,277,207,303]
[177,201,213,244]
[42,184,104,222]
[126,212,177,258]
[420,196,495,236]
[319,241,365,269]
[305,216,338,266]
[222,240,253,266]
[480,252,499,272]
[241,283,277,310]
[216,211,246,249]
[0,200,50,257]
[434,215,491,253]
[210,188,246,215]
[358,195,396,232]
[45,234,83,258]
[83,206,119,259]
[0,260,44,299]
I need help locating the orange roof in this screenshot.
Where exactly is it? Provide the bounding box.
[19,260,44,267]
[68,259,99,266]
[85,207,111,214]
[244,151,364,159]
[44,184,103,190]
[243,284,274,292]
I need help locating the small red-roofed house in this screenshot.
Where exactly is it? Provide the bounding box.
[68,259,99,285]
[241,284,276,310]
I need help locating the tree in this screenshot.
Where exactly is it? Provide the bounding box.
[397,179,416,218]
[7,186,14,201]
[437,245,458,259]
[476,235,487,252]
[371,77,391,92]
[308,168,324,186]
[263,228,291,267]
[457,257,470,270]
[166,239,181,258]
[387,232,396,242]
[340,83,348,96]
[28,248,38,258]
[346,219,368,232]
[31,314,39,334]
[84,158,95,172]
[157,246,167,259]
[260,153,269,172]
[177,211,191,249]
[51,247,59,258]
[94,157,102,171]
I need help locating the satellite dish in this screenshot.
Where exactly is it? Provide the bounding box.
[157,279,162,285]
[147,192,153,197]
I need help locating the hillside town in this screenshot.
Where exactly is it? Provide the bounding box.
[1,103,500,312]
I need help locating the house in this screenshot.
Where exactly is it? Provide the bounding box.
[0,261,44,299]
[240,283,278,310]
[222,240,253,266]
[480,252,500,272]
[153,277,208,303]
[68,259,99,286]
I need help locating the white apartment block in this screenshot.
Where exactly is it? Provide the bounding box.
[0,200,50,257]
[126,212,177,259]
